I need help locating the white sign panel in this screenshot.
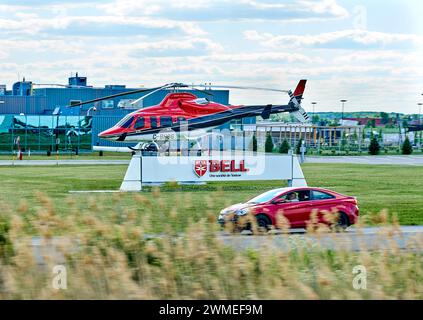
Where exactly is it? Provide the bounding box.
[120,154,307,191]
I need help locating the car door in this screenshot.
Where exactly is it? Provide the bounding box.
[310,190,338,224]
[273,190,312,228]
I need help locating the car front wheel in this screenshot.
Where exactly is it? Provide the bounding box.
[255,214,272,232]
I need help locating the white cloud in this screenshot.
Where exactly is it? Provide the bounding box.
[299,0,348,18]
[0,15,205,37]
[244,29,423,48]
[100,0,348,22]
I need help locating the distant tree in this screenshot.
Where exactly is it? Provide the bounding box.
[352,131,358,143]
[402,136,413,155]
[312,114,320,124]
[402,119,409,128]
[265,133,274,153]
[380,112,390,125]
[341,131,348,151]
[378,128,383,143]
[278,139,290,154]
[368,137,380,155]
[296,138,303,154]
[367,119,376,128]
[251,133,257,152]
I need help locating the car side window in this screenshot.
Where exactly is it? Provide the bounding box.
[134,117,145,130]
[312,190,335,200]
[278,190,310,202]
[297,190,311,202]
[150,117,157,128]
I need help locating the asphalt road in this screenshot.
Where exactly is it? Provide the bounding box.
[218,226,423,252]
[1,155,423,166]
[30,226,423,265]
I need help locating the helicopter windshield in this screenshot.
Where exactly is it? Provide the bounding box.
[116,115,134,128]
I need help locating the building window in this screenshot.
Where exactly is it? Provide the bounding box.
[101,100,114,109]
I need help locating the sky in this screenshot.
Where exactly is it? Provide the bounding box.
[0,0,422,114]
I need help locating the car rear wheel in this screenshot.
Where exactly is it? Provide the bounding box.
[255,214,272,232]
[337,212,350,230]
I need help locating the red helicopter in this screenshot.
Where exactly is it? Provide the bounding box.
[70,80,309,151]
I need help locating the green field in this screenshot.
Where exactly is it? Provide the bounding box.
[0,163,421,230]
[1,163,422,299]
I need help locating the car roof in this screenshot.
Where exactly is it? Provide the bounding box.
[270,187,334,193]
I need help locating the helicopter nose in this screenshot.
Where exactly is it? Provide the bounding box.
[98,127,121,140]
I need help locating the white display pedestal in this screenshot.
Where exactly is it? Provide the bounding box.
[120,153,307,192]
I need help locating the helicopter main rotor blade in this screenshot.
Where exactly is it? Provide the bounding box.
[66,86,164,108]
[129,83,214,106]
[190,87,214,96]
[130,83,177,106]
[191,84,289,93]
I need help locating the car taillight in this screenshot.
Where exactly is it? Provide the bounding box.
[345,197,357,205]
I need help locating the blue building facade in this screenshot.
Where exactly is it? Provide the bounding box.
[0,75,255,152]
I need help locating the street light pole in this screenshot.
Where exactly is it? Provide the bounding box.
[311,102,317,115]
[418,102,422,125]
[87,106,97,116]
[340,99,347,123]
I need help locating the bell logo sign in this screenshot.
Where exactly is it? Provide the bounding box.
[194,160,249,178]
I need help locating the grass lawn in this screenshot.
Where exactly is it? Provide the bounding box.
[0,163,421,230]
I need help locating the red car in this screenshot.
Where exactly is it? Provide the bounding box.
[218,187,359,230]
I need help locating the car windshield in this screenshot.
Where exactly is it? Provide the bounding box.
[247,189,284,204]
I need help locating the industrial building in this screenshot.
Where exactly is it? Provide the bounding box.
[0,74,255,153]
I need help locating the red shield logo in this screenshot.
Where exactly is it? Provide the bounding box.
[194,160,208,177]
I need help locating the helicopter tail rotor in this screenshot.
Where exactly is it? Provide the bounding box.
[287,80,310,123]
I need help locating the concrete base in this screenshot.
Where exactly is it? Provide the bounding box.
[120,154,142,191]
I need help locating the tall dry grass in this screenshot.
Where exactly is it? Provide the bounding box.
[0,189,422,299]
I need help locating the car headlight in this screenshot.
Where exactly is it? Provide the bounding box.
[220,208,229,215]
[235,208,248,216]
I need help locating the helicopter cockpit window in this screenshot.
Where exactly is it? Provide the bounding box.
[134,117,145,130]
[116,115,134,128]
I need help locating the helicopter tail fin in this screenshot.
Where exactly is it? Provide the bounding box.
[292,79,307,101]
